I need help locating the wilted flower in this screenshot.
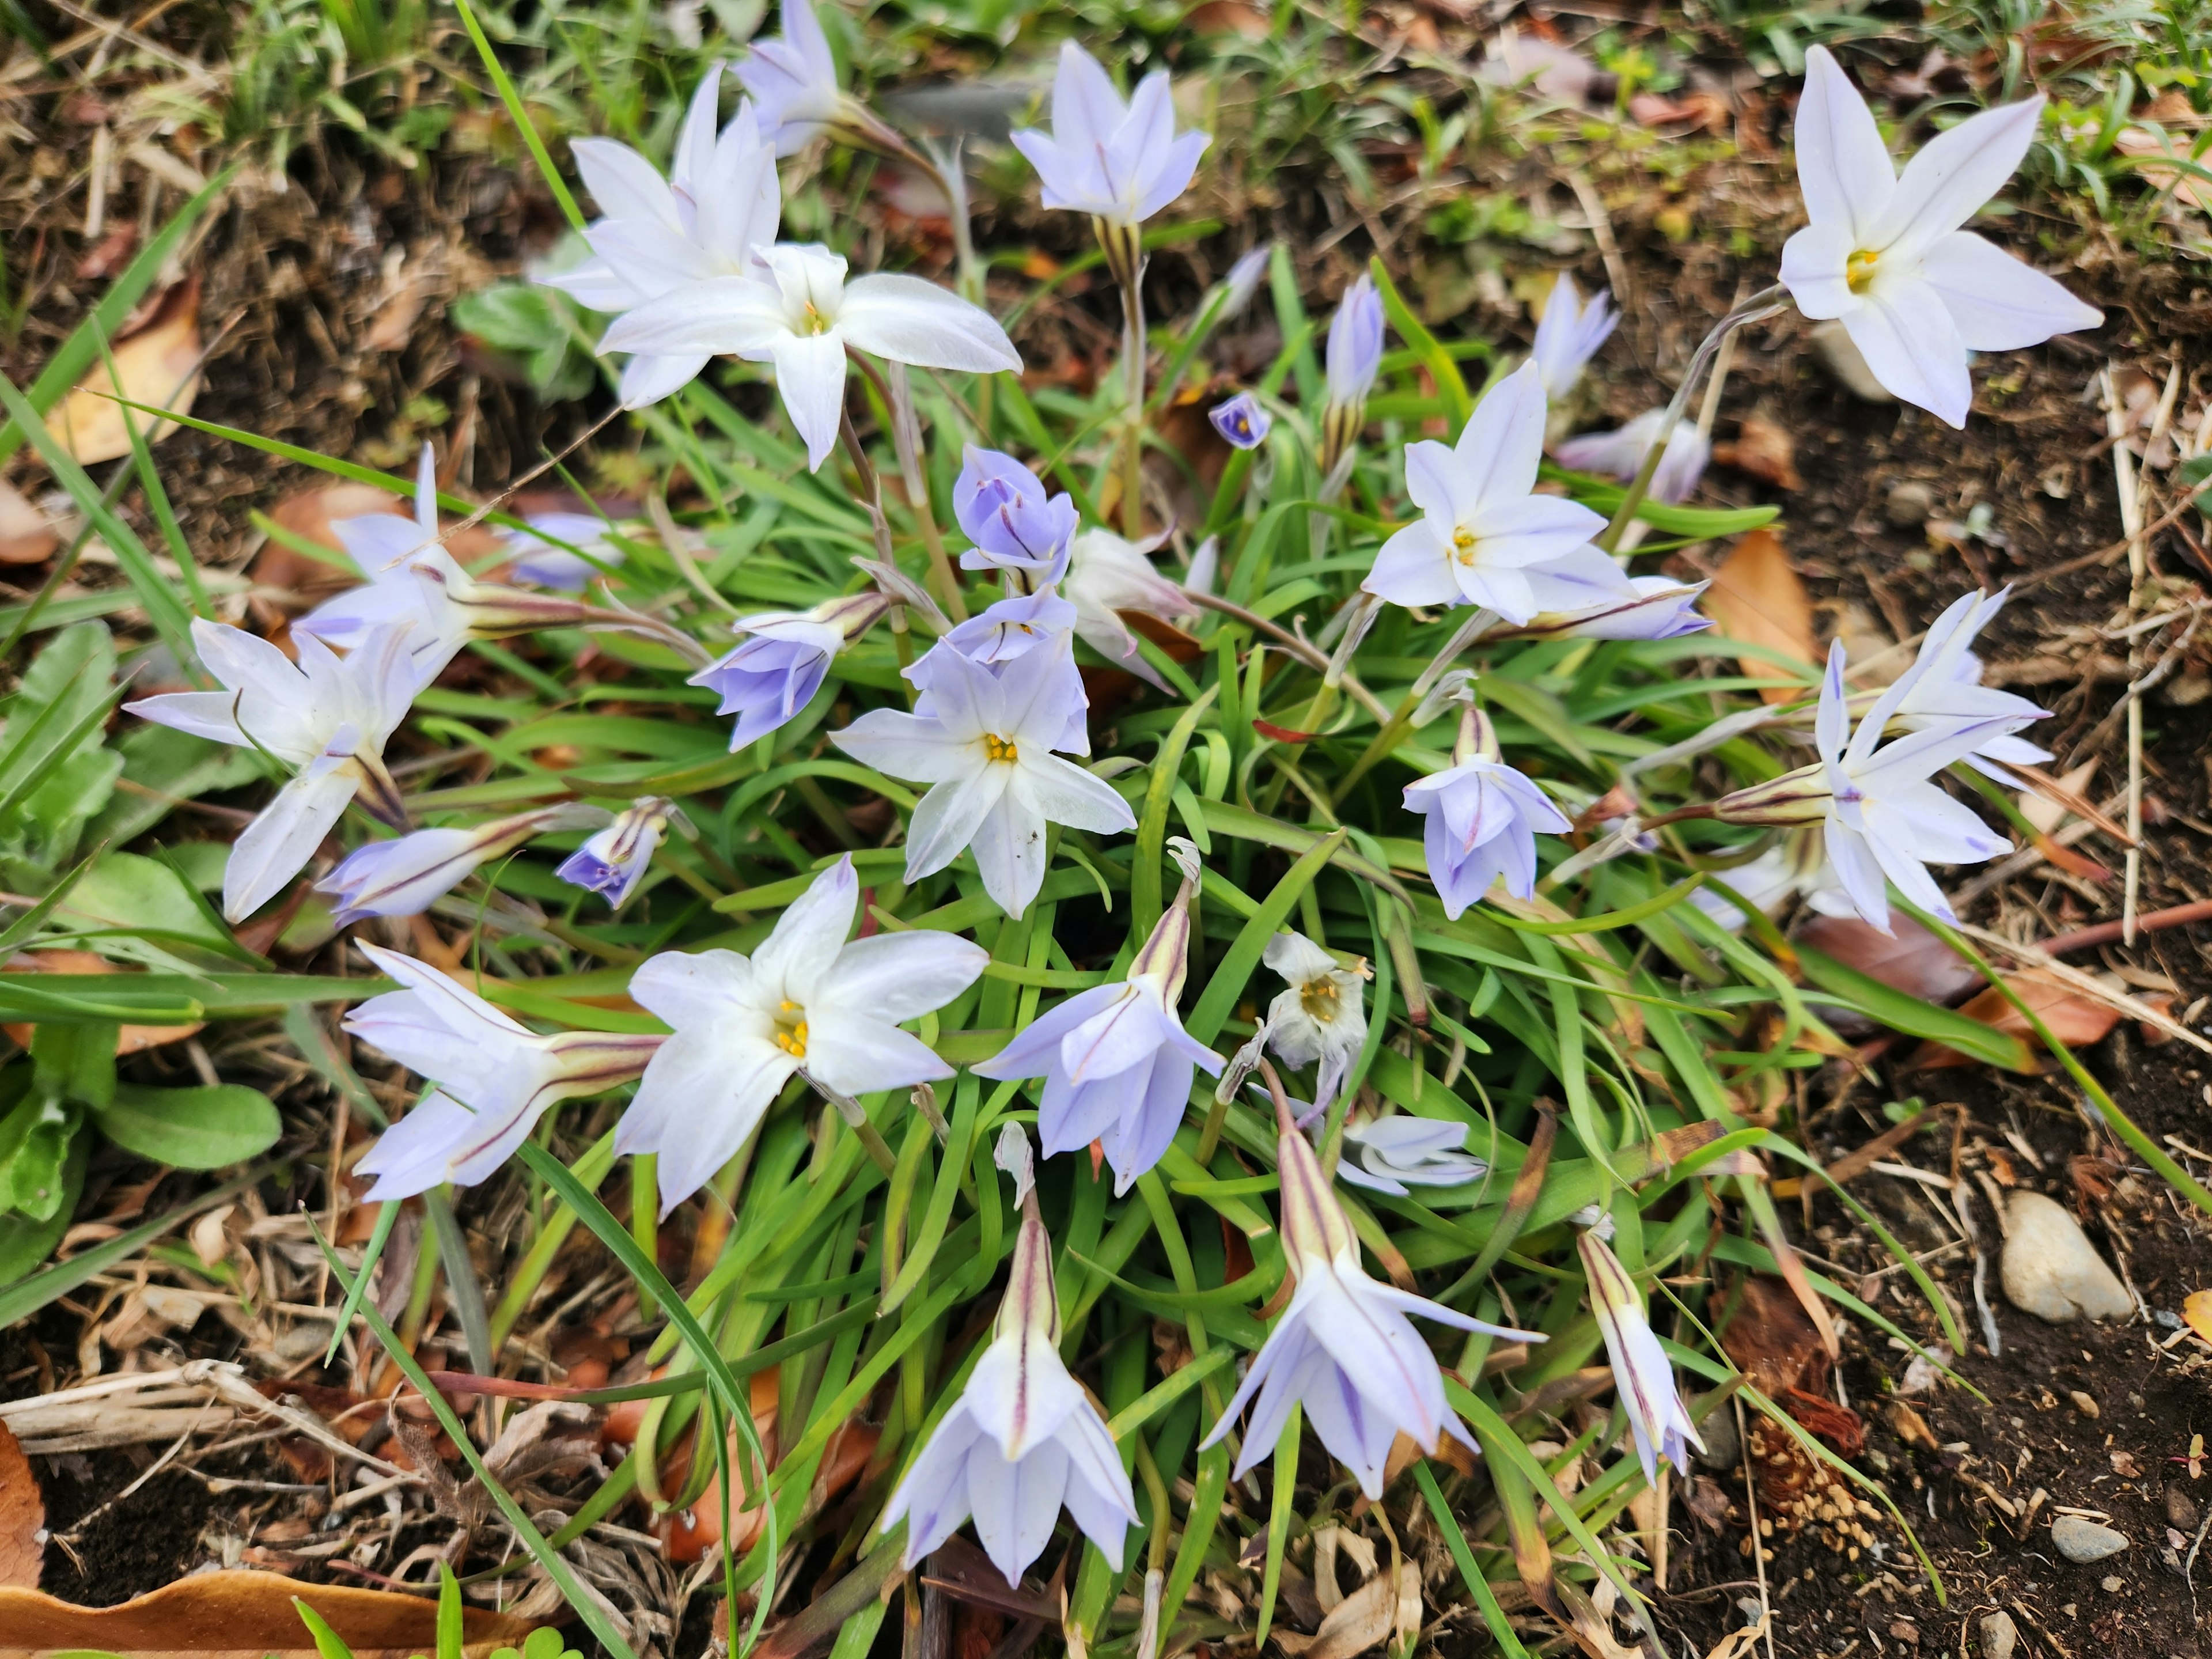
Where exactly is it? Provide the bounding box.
[978,840,1223,1191]
[347,944,662,1200]
[501,512,627,590]
[1478,575,1711,643]
[953,446,1078,580]
[1529,272,1617,403]
[319,802,612,925]
[1010,41,1209,282]
[882,1142,1139,1584]
[1578,1228,1703,1483]
[125,620,415,923]
[1262,931,1369,1115]
[1779,46,2101,427]
[1336,1116,1490,1196]
[619,855,988,1211]
[559,797,681,908]
[835,642,1136,919]
[1321,275,1385,471]
[1554,408,1711,506]
[600,243,1021,468]
[1063,527,1199,691]
[1715,641,2013,931]
[296,444,475,687]
[907,588,1089,755]
[1209,391,1271,450]
[1362,362,1611,622]
[1402,704,1573,915]
[1201,1086,1542,1498]
[539,67,782,408]
[693,591,895,752]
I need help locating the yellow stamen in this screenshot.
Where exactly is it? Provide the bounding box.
[772,998,809,1058]
[1846,249,1880,294]
[1299,978,1340,1020]
[984,732,1020,763]
[800,302,831,336]
[1452,527,1478,565]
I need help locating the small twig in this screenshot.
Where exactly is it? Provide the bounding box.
[2105,365,2149,945]
[1734,1395,1778,1659]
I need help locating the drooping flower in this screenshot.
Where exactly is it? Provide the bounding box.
[1262,931,1369,1115]
[1208,391,1271,450]
[1320,275,1385,472]
[1362,361,1611,622]
[907,588,1089,755]
[1336,1116,1490,1196]
[558,797,681,909]
[1714,641,2013,931]
[1221,244,1273,317]
[618,855,987,1211]
[978,840,1224,1192]
[1402,703,1573,916]
[953,447,1078,581]
[834,641,1137,919]
[539,67,782,408]
[1063,527,1199,691]
[347,944,662,1200]
[1476,575,1712,643]
[1200,1087,1543,1498]
[1554,408,1712,505]
[501,512,627,591]
[600,243,1021,468]
[124,620,416,923]
[692,591,895,752]
[1578,1228,1703,1484]
[1779,46,2101,428]
[1009,41,1210,282]
[1868,586,2051,776]
[1529,272,1617,402]
[882,1135,1139,1585]
[319,803,612,925]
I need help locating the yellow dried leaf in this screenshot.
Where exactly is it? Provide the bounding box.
[43,277,203,465]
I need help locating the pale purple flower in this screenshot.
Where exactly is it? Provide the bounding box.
[1202,1099,1543,1499]
[1363,361,1609,622]
[1010,42,1210,230]
[692,590,893,752]
[1875,586,2051,776]
[1579,1228,1703,1483]
[348,944,661,1200]
[538,67,782,408]
[1779,46,2101,427]
[882,1162,1138,1584]
[1336,1116,1488,1196]
[1403,704,1573,916]
[319,802,611,925]
[1478,575,1712,642]
[124,620,416,923]
[907,588,1088,755]
[735,0,840,156]
[619,855,988,1211]
[1324,275,1385,407]
[978,841,1222,1192]
[1554,408,1711,505]
[1529,272,1616,402]
[502,512,626,590]
[600,243,1021,469]
[1209,392,1270,450]
[1715,641,2014,932]
[834,641,1135,919]
[558,796,678,908]
[953,446,1077,579]
[297,444,476,688]
[1262,932,1368,1116]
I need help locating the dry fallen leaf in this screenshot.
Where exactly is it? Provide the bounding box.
[1907,968,2122,1071]
[0,1421,41,1589]
[2183,1288,2212,1346]
[2020,757,2100,836]
[1701,528,1817,703]
[0,1567,535,1657]
[0,480,56,566]
[1712,410,1803,491]
[43,276,204,466]
[1796,912,1983,1014]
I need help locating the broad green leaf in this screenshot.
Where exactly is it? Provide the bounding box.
[94,1081,281,1169]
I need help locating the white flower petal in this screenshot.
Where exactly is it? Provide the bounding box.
[1450,361,1548,514]
[970,789,1050,919]
[598,275,791,357]
[1917,230,2101,350]
[1016,753,1138,836]
[840,275,1022,374]
[1876,95,2044,256]
[571,137,682,232]
[1778,221,1859,321]
[750,853,858,1001]
[814,930,989,1023]
[965,1435,1068,1589]
[628,947,756,1030]
[904,766,1013,881]
[1794,46,1895,241]
[224,763,357,923]
[1839,280,1972,426]
[768,329,851,471]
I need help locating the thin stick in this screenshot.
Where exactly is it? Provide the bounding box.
[2105,366,2147,944]
[1736,1396,1778,1659]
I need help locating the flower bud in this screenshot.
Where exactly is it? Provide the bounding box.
[558,796,680,910]
[1713,762,1836,827]
[321,802,611,925]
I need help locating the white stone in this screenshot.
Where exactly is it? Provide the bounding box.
[2051,1514,2128,1563]
[1999,1191,2134,1324]
[1978,1610,2018,1659]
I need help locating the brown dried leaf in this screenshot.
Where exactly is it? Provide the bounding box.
[0,1421,40,1589]
[1795,912,1982,1011]
[44,276,204,465]
[1712,411,1803,491]
[1701,528,1816,703]
[0,1568,535,1654]
[3,950,204,1054]
[1907,968,2122,1071]
[0,480,56,566]
[1718,1275,1830,1399]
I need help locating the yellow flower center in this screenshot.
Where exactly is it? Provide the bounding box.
[1452,527,1479,565]
[1299,977,1340,1021]
[800,302,832,336]
[772,998,809,1058]
[1845,248,1880,294]
[984,732,1020,763]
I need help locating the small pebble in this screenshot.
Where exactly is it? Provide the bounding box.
[2000,1191,2135,1323]
[1978,1609,2018,1659]
[2070,1390,2100,1418]
[2169,1487,2201,1533]
[2101,1575,2124,1592]
[2052,1514,2130,1563]
[1884,479,1935,528]
[1695,1405,1742,1472]
[2156,1308,2184,1330]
